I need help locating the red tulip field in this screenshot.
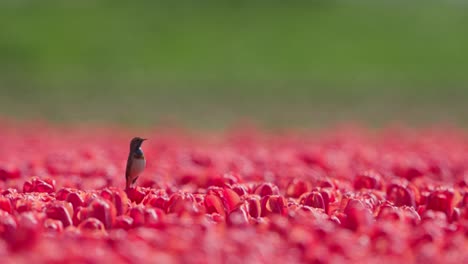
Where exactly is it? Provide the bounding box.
[0,121,467,263]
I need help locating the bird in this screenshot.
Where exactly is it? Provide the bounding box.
[125,137,147,189]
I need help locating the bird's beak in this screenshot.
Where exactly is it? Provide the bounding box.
[142,138,148,141]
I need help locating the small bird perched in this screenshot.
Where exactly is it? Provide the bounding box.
[125,137,147,189]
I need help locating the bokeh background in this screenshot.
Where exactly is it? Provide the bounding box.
[1,0,467,129]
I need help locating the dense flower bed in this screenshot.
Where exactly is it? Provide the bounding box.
[0,122,467,263]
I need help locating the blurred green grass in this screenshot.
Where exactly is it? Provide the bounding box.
[1,1,467,128]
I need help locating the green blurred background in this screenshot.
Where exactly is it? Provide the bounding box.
[1,0,467,129]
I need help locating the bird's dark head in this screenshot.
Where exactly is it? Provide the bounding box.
[130,137,147,150]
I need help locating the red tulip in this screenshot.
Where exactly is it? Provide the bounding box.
[0,122,466,262]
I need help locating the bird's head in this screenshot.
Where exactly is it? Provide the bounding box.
[130,137,147,150]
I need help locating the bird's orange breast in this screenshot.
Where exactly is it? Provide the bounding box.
[133,153,145,159]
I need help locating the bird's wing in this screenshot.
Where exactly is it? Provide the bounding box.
[125,155,132,181]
